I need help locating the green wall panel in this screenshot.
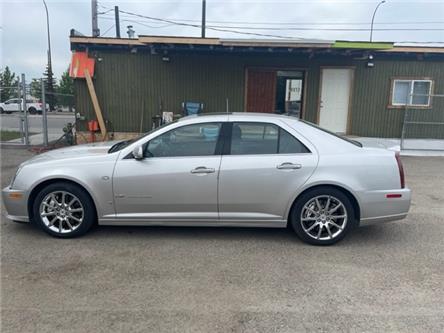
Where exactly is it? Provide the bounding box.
[75,50,444,138]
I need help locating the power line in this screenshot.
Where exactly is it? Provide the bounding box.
[103,11,444,32]
[206,26,444,31]
[100,24,116,37]
[97,8,114,15]
[100,16,174,29]
[116,9,303,39]
[101,13,444,26]
[96,4,444,41]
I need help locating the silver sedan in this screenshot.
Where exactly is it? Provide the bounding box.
[2,113,411,245]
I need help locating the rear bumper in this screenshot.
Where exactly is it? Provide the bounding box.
[358,188,411,226]
[360,212,408,226]
[2,187,30,223]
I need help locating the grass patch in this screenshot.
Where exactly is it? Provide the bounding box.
[0,130,22,141]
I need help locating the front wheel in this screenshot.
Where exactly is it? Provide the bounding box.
[0,107,4,114]
[28,107,37,115]
[290,187,357,245]
[32,182,96,238]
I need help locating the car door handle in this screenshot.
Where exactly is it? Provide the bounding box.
[191,166,215,174]
[277,162,302,170]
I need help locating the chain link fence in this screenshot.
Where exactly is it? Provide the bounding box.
[400,94,444,151]
[1,74,75,147]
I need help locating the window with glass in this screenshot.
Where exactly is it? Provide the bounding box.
[145,122,221,157]
[391,79,432,107]
[230,122,310,155]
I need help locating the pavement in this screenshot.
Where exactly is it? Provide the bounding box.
[1,148,444,332]
[1,113,75,145]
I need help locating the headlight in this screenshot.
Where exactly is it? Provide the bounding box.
[10,166,23,189]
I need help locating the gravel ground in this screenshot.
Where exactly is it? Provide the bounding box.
[1,147,444,332]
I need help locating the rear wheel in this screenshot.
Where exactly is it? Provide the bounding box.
[32,182,96,238]
[290,187,357,245]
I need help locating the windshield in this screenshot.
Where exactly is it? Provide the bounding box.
[301,120,363,147]
[108,121,177,153]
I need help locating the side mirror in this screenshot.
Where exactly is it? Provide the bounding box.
[132,145,144,160]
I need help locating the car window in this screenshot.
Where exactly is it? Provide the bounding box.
[230,122,309,155]
[278,128,310,153]
[145,122,222,157]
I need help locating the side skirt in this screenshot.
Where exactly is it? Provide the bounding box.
[98,219,287,228]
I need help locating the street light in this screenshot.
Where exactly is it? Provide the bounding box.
[42,0,52,74]
[370,0,386,42]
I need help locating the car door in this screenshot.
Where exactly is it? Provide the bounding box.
[218,121,318,224]
[13,99,21,112]
[112,122,223,223]
[4,99,18,112]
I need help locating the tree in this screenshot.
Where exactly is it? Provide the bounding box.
[43,63,56,110]
[56,68,74,111]
[30,78,42,99]
[0,66,19,102]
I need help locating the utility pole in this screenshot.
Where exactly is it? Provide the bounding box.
[115,6,121,38]
[201,0,206,38]
[92,0,100,37]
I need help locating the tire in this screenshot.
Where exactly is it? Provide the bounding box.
[290,187,357,245]
[32,182,96,238]
[0,107,4,114]
[28,107,37,115]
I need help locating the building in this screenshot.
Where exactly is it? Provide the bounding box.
[70,35,444,139]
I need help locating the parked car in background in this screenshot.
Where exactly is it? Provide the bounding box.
[0,98,49,114]
[2,113,411,245]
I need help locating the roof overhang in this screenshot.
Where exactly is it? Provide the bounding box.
[69,35,444,56]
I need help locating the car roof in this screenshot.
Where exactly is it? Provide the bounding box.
[178,112,299,122]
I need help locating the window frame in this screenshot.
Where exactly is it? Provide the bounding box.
[143,121,226,158]
[389,77,433,109]
[224,121,311,156]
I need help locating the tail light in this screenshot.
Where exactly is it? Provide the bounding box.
[395,152,405,189]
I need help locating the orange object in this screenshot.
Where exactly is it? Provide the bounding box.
[88,120,99,132]
[69,52,95,78]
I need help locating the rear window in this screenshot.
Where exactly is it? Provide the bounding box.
[301,120,362,147]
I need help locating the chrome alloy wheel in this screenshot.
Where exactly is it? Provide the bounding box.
[39,191,84,234]
[300,195,348,241]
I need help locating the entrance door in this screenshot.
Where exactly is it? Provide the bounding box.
[275,71,304,118]
[246,69,276,113]
[319,68,353,133]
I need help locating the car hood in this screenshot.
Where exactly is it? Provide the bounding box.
[22,141,120,166]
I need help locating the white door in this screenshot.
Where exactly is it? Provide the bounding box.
[319,68,353,133]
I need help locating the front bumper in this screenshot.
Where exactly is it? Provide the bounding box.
[2,187,29,222]
[358,188,411,226]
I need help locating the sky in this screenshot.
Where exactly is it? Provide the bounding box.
[1,0,443,81]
